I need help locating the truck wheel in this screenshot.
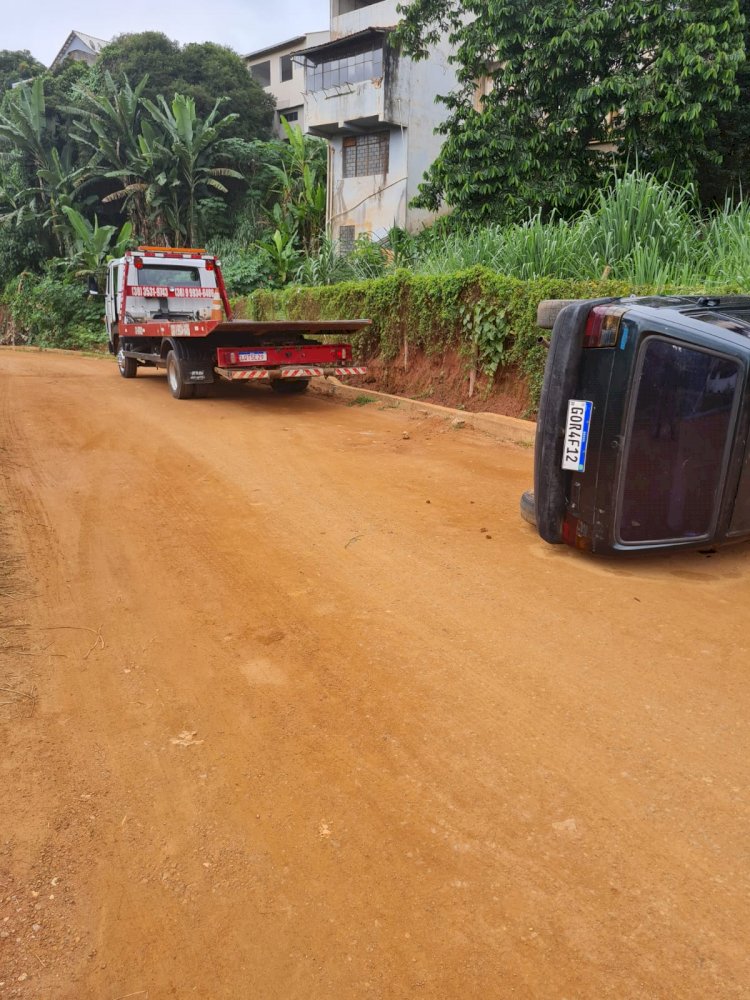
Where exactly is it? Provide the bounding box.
[117,349,137,379]
[166,350,195,400]
[270,379,310,394]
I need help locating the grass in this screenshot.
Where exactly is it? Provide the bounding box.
[347,394,376,406]
[292,170,750,293]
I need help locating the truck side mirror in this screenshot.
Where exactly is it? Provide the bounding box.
[87,275,99,296]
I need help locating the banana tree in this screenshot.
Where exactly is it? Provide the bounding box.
[61,205,132,285]
[141,94,243,245]
[266,117,327,254]
[0,78,82,255]
[70,73,159,241]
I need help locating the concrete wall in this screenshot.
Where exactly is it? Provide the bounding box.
[247,31,329,137]
[330,0,401,38]
[328,126,408,241]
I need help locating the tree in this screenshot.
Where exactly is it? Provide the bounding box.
[266,117,327,254]
[395,0,745,223]
[70,73,154,238]
[140,93,244,245]
[0,50,46,93]
[61,206,132,285]
[0,78,84,255]
[700,0,750,203]
[93,33,275,143]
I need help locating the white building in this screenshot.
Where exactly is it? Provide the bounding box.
[50,31,108,71]
[297,0,458,244]
[245,32,330,138]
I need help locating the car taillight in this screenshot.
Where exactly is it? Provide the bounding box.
[561,513,591,551]
[583,305,627,348]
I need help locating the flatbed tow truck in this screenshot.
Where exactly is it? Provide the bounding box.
[105,246,368,399]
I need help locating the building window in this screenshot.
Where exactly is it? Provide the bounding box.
[279,109,299,125]
[280,54,293,82]
[343,133,389,177]
[339,226,356,253]
[305,40,384,91]
[250,60,271,87]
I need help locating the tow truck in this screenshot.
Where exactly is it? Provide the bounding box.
[104,246,368,398]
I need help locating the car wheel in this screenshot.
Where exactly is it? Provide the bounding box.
[520,490,537,526]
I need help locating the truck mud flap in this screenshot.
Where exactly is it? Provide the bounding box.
[166,339,215,383]
[533,298,614,544]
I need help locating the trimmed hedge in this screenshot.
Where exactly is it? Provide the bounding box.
[237,268,648,409]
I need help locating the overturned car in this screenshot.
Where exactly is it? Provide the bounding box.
[523,296,750,555]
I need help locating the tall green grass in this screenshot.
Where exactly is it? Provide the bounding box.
[296,171,750,292]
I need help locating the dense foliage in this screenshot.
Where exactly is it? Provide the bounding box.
[92,33,275,143]
[395,0,745,222]
[0,50,46,92]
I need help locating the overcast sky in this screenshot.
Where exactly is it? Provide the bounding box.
[6,0,331,66]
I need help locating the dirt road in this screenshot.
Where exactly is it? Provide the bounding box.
[1,350,748,999]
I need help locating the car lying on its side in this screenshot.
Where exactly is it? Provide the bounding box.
[523,296,750,555]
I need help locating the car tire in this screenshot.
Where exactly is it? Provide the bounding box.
[520,490,537,526]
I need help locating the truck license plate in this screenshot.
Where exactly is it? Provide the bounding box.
[239,351,267,362]
[562,399,592,472]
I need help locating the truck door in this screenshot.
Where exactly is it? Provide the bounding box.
[105,261,119,341]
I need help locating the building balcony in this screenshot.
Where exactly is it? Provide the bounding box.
[296,27,405,136]
[305,77,404,136]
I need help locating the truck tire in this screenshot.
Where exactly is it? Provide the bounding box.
[117,349,137,379]
[270,379,310,394]
[165,350,195,400]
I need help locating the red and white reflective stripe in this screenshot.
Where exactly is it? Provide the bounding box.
[222,369,270,380]
[281,368,324,378]
[334,367,367,376]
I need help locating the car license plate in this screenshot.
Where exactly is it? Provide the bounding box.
[239,351,267,362]
[562,399,593,472]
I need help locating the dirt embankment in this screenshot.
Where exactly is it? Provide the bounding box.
[352,346,532,418]
[1,349,749,999]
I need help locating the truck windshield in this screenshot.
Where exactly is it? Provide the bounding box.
[618,338,739,543]
[136,266,202,287]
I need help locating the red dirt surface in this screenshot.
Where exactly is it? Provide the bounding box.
[1,349,749,999]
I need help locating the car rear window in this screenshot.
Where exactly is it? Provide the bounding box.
[618,338,739,543]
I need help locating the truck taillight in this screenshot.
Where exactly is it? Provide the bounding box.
[133,257,143,269]
[205,260,215,271]
[583,306,626,348]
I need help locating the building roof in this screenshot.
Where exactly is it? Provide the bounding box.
[245,35,307,62]
[50,30,109,70]
[292,27,393,61]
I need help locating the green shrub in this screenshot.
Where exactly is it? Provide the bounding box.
[2,271,105,349]
[207,238,272,295]
[243,268,742,414]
